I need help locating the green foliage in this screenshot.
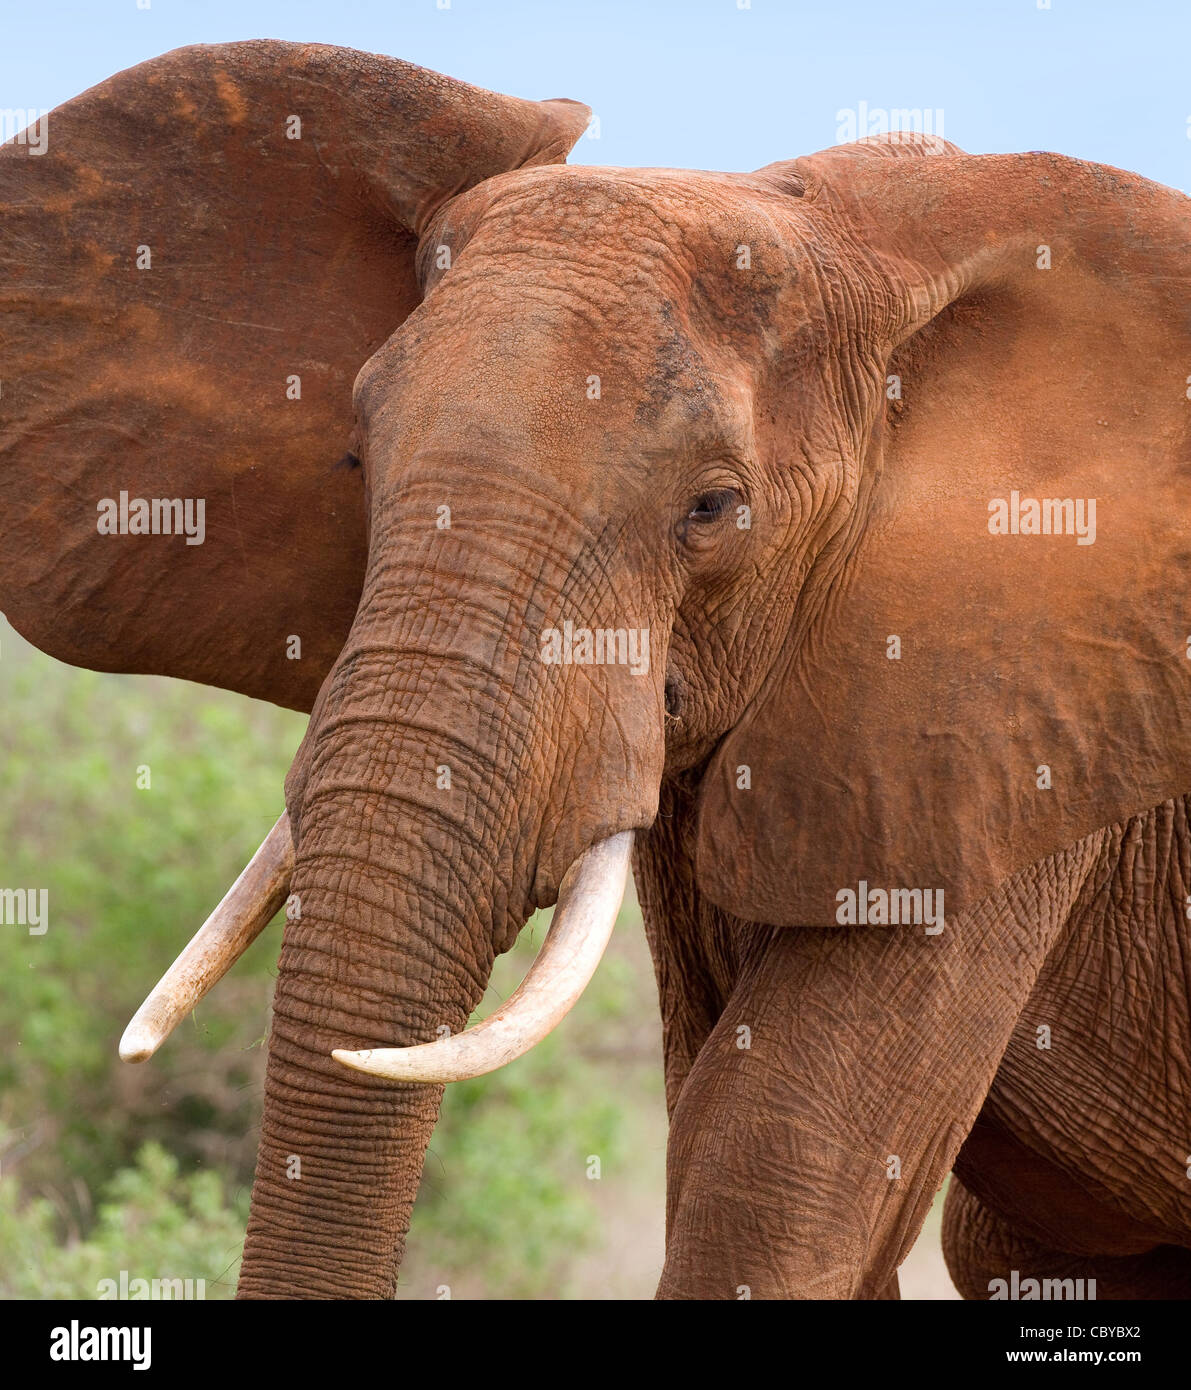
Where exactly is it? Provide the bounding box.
[0,623,301,1208]
[0,1141,246,1299]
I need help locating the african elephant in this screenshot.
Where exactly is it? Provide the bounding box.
[3,40,1190,1300]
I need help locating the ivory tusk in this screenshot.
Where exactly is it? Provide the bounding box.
[119,812,294,1063]
[332,831,633,1084]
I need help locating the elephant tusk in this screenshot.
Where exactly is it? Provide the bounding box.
[333,831,633,1084]
[119,813,294,1063]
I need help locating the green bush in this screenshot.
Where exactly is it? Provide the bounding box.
[0,626,300,1210]
[0,1141,246,1300]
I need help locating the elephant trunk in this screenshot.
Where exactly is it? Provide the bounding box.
[236,788,477,1298]
[235,714,517,1296]
[235,518,660,1296]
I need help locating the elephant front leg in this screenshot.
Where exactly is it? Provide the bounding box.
[657,910,1054,1300]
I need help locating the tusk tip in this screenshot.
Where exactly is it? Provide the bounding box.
[327,830,633,1085]
[331,1047,438,1083]
[120,812,293,1062]
[331,1048,372,1069]
[118,1025,158,1063]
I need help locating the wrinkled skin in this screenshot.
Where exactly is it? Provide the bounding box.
[642,784,1191,1297]
[3,43,1190,1298]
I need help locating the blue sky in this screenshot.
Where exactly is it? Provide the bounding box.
[1,0,1188,190]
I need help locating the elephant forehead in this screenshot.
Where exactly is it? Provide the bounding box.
[359,275,758,457]
[352,168,799,463]
[440,164,798,300]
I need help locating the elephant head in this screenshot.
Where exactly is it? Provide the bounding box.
[4,41,1189,1297]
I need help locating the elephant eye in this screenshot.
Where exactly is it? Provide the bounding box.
[687,488,738,523]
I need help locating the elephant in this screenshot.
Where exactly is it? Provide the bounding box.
[2,39,1190,1300]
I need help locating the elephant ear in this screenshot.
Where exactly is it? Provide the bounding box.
[0,41,589,710]
[697,140,1191,927]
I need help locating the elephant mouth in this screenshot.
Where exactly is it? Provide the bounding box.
[118,816,633,1083]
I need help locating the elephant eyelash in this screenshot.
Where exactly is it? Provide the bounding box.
[687,488,739,522]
